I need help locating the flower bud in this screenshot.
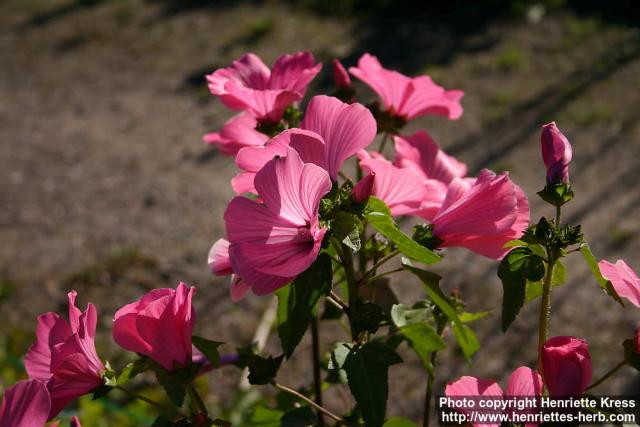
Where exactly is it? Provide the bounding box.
[332,59,352,90]
[113,282,196,371]
[541,336,592,396]
[541,122,572,184]
[352,172,375,203]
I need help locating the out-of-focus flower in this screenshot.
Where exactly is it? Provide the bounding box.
[445,367,542,427]
[25,292,105,420]
[541,336,592,396]
[224,147,332,296]
[598,259,640,307]
[349,53,463,122]
[431,170,530,259]
[203,113,268,156]
[232,95,376,193]
[207,52,321,122]
[358,150,448,219]
[541,122,572,184]
[0,380,51,427]
[393,131,467,184]
[352,172,375,204]
[332,59,352,90]
[112,283,196,371]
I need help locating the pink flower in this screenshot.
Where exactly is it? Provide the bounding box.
[0,380,50,427]
[224,147,332,295]
[541,336,592,396]
[352,172,375,204]
[112,283,196,371]
[206,52,321,122]
[232,95,376,193]
[393,131,467,184]
[332,59,352,90]
[431,170,530,259]
[349,53,463,121]
[208,238,251,301]
[541,122,572,184]
[25,292,104,420]
[445,367,543,427]
[358,150,448,220]
[203,113,268,156]
[598,259,640,307]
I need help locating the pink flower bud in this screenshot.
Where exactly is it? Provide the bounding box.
[352,172,375,203]
[541,336,592,396]
[541,122,572,184]
[332,59,352,90]
[113,282,196,371]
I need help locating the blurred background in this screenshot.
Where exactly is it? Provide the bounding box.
[1,0,640,424]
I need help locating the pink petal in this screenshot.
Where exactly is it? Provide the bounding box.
[224,196,301,244]
[599,259,640,307]
[352,172,375,204]
[541,122,572,184]
[0,380,50,427]
[332,59,352,90]
[445,376,503,427]
[541,336,592,397]
[400,76,464,120]
[231,172,257,194]
[228,244,293,295]
[222,84,300,122]
[269,51,322,94]
[301,95,376,179]
[206,53,270,95]
[230,275,251,301]
[349,53,412,113]
[25,313,62,381]
[235,129,296,173]
[393,131,467,184]
[208,239,233,276]
[47,354,103,420]
[506,366,543,397]
[203,113,267,156]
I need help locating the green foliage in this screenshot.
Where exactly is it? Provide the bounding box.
[276,254,332,358]
[331,342,402,427]
[247,354,284,386]
[366,198,440,265]
[537,183,574,207]
[350,301,387,336]
[498,247,546,332]
[404,264,478,359]
[580,243,625,306]
[384,417,418,427]
[525,260,567,302]
[192,336,223,368]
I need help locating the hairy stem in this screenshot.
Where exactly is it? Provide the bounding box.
[537,255,556,373]
[586,361,626,391]
[361,249,401,282]
[423,323,445,427]
[310,316,325,426]
[272,382,344,423]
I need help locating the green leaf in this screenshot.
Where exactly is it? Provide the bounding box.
[525,260,567,302]
[342,342,402,427]
[350,301,387,336]
[384,417,418,427]
[92,384,114,400]
[623,339,640,372]
[281,406,317,427]
[192,336,223,368]
[247,405,283,427]
[580,243,625,306]
[247,354,284,385]
[277,253,332,358]
[390,304,430,328]
[400,323,445,372]
[498,247,545,332]
[366,198,440,265]
[403,264,476,358]
[155,369,187,407]
[332,212,362,252]
[366,196,391,217]
[327,342,352,384]
[459,311,492,323]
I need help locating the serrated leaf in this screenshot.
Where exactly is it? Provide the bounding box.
[403,264,475,359]
[277,254,333,358]
[247,354,284,385]
[192,336,223,368]
[366,198,440,265]
[580,243,625,306]
[400,323,445,372]
[498,247,545,332]
[342,342,402,427]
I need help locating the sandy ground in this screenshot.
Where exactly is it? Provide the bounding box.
[2,0,640,422]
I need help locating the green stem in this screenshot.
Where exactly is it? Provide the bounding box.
[555,204,562,226]
[115,385,168,413]
[187,384,208,416]
[586,361,626,391]
[378,132,390,152]
[423,323,445,427]
[272,382,344,424]
[310,316,325,427]
[537,254,556,374]
[361,249,401,282]
[368,267,404,283]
